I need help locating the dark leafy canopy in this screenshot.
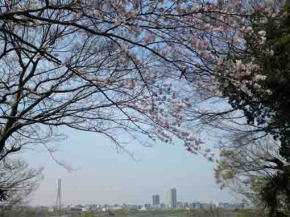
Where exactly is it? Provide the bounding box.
[252,9,290,162]
[216,4,290,217]
[220,7,290,162]
[259,12,290,160]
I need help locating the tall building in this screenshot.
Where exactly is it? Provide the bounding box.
[152,195,160,206]
[170,188,177,209]
[56,178,62,214]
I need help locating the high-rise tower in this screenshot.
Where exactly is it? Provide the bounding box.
[56,179,62,214]
[170,188,177,209]
[152,194,160,206]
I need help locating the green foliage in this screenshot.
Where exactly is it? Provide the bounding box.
[70,209,237,217]
[236,213,246,217]
[237,209,266,217]
[218,4,290,217]
[223,9,290,158]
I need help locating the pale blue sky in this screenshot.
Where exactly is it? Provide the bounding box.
[22,127,235,206]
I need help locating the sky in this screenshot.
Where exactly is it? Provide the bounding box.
[21,127,236,207]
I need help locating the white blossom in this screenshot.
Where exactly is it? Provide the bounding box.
[258,30,266,37]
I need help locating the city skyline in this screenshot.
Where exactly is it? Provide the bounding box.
[25,130,234,206]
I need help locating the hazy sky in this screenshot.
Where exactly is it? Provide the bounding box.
[22,127,235,207]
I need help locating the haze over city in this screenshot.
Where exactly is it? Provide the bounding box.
[23,129,233,206]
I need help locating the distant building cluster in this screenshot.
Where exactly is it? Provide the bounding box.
[56,187,247,213]
[150,188,177,209]
[56,200,247,214]
[146,188,247,210]
[26,186,248,214]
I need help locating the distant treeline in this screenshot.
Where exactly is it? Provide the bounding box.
[0,208,261,217]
